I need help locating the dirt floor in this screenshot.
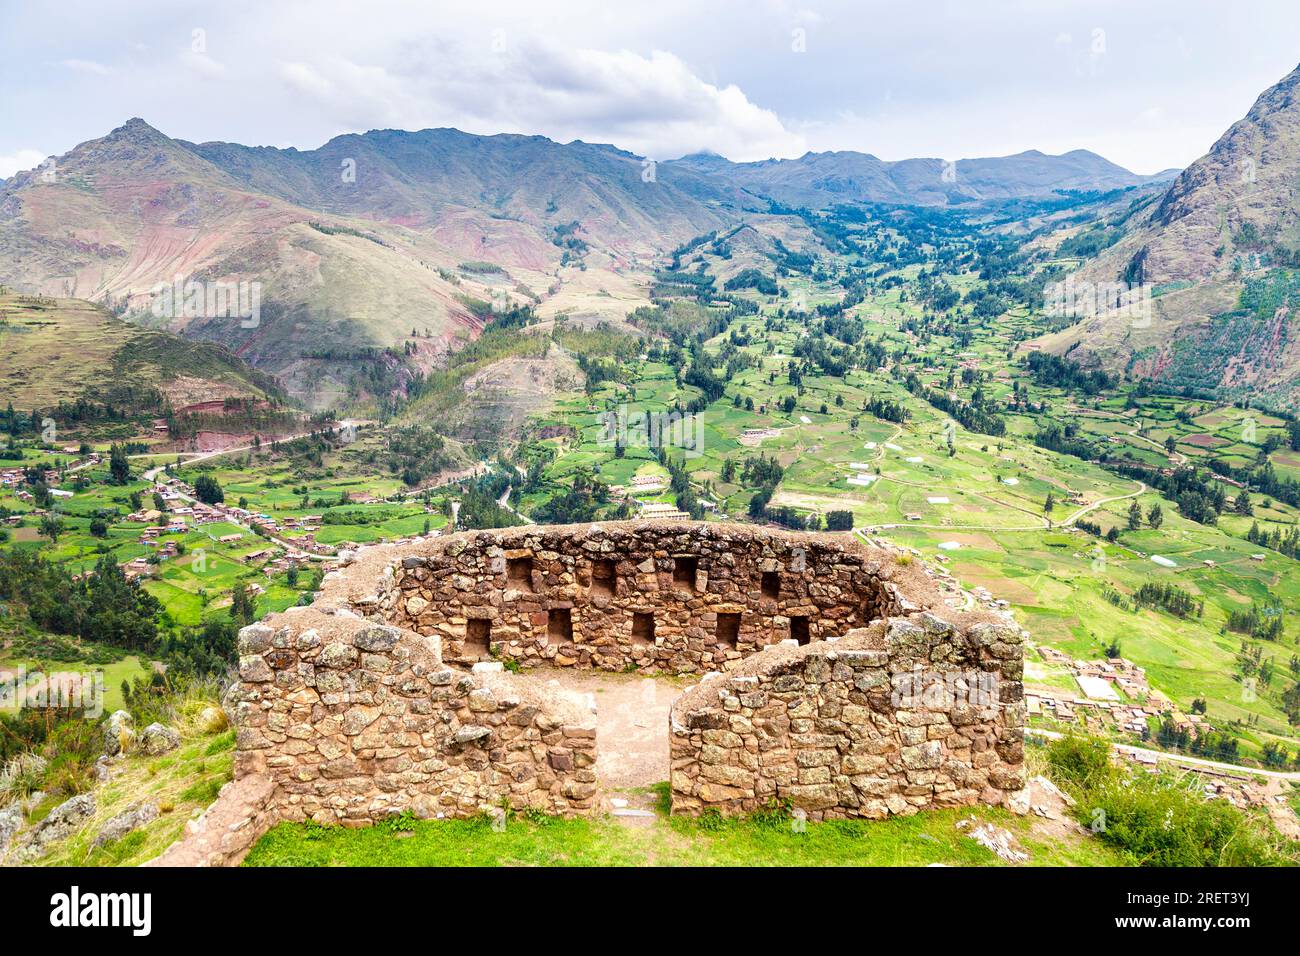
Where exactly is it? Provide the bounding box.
[539,669,685,793]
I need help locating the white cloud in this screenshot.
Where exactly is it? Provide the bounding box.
[183,52,226,78]
[280,62,334,100]
[0,149,47,179]
[6,0,1300,174]
[61,58,112,75]
[276,41,806,161]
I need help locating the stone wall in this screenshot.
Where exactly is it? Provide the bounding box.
[229,606,598,826]
[154,522,1027,863]
[370,522,905,674]
[144,776,276,867]
[669,612,1026,819]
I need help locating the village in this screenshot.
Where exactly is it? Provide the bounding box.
[115,474,371,582]
[1025,646,1186,738]
[3,449,348,585]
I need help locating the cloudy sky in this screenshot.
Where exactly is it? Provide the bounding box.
[2,0,1298,178]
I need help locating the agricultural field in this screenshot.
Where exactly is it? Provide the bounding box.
[0,432,458,633]
[511,235,1300,769]
[7,224,1287,773]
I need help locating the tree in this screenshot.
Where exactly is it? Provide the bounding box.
[109,443,131,484]
[38,514,64,544]
[1043,492,1055,515]
[89,517,108,538]
[825,510,854,531]
[192,474,224,505]
[1233,491,1253,516]
[1147,502,1163,529]
[1127,499,1143,530]
[1283,681,1300,725]
[229,583,255,627]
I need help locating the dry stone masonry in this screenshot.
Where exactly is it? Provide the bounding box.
[230,606,598,827]
[669,612,1026,819]
[156,521,1026,863]
[379,522,906,673]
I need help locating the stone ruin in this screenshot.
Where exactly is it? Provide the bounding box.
[669,615,1025,819]
[153,521,1026,865]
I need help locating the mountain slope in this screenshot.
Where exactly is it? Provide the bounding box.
[1035,62,1300,407]
[1080,62,1300,286]
[669,148,1173,209]
[0,120,489,408]
[0,292,280,412]
[0,121,749,409]
[0,117,1180,411]
[187,128,747,257]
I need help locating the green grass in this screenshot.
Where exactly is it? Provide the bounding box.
[0,293,270,410]
[0,650,153,714]
[244,800,1126,867]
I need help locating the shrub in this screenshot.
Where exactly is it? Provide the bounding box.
[1048,733,1293,866]
[379,810,419,834]
[1075,771,1284,867]
[43,752,95,797]
[41,719,101,796]
[0,752,48,805]
[1046,734,1116,789]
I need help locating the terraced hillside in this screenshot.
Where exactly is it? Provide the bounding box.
[0,292,278,412]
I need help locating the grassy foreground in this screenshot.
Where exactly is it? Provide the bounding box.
[6,682,237,868]
[244,791,1125,868]
[35,727,235,867]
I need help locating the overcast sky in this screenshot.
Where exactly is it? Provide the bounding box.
[2,0,1298,179]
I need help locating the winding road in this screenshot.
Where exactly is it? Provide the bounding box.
[136,420,362,484]
[1059,480,1147,527]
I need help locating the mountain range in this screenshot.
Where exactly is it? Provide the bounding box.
[670,148,1176,208]
[0,113,1185,410]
